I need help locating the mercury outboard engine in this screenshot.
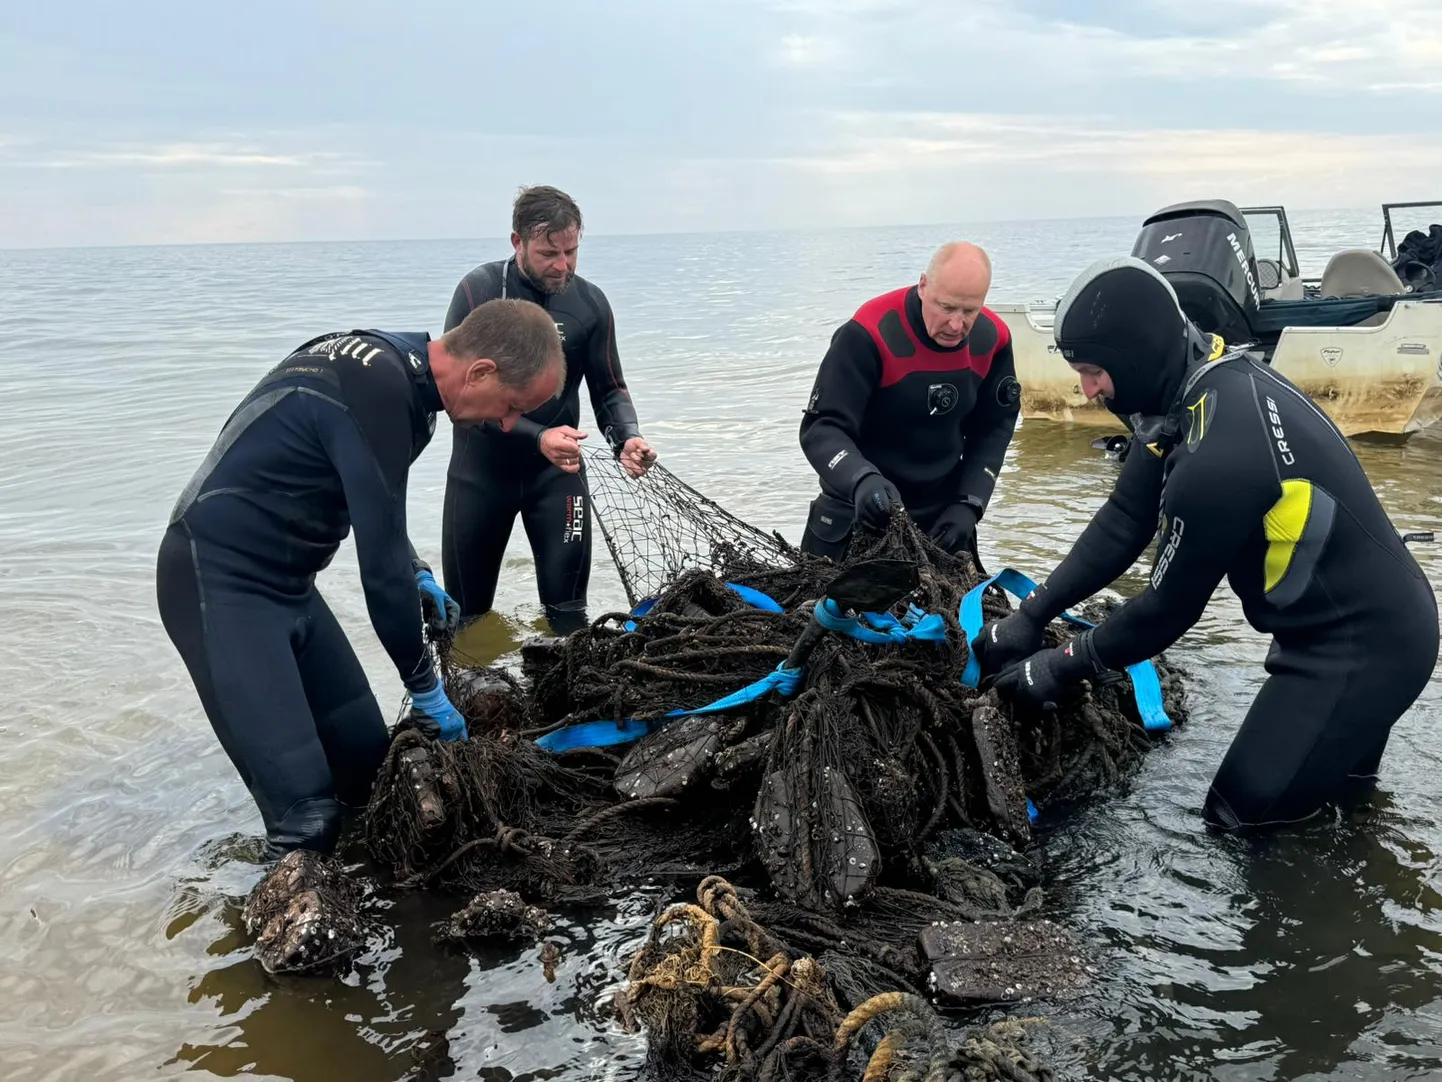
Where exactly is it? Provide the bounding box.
[1130,199,1261,344]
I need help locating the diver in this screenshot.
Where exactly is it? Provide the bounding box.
[441,185,656,636]
[156,300,565,858]
[798,241,1021,569]
[971,255,1439,831]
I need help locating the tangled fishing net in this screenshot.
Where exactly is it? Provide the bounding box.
[244,446,1190,1078]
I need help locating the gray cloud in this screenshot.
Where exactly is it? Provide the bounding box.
[1,0,1436,247]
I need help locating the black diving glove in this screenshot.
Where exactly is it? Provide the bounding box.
[853,472,903,529]
[928,502,979,554]
[970,607,1046,680]
[989,630,1105,712]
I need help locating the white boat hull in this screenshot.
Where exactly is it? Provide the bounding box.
[993,299,1442,440]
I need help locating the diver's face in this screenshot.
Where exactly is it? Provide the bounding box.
[513,226,578,294]
[1070,363,1115,402]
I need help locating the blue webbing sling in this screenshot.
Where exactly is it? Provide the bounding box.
[956,568,1172,732]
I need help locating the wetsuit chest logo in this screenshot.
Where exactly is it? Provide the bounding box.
[927,383,959,415]
[1184,389,1215,453]
[996,376,1021,408]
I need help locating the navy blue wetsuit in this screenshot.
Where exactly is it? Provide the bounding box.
[441,257,641,634]
[156,330,442,856]
[798,285,1020,561]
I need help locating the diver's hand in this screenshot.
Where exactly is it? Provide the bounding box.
[410,684,468,741]
[415,569,460,638]
[970,608,1045,680]
[989,631,1103,712]
[852,472,903,530]
[539,426,586,473]
[928,502,979,554]
[619,436,656,478]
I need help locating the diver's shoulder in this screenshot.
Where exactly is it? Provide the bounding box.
[556,273,614,325]
[969,308,1010,353]
[570,272,611,305]
[1188,347,1266,396]
[454,259,508,292]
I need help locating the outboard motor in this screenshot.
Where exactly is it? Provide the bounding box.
[1130,199,1261,344]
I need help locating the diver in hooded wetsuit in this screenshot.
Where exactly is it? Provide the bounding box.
[971,255,1438,830]
[441,186,655,637]
[155,302,564,857]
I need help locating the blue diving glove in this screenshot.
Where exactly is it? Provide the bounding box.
[416,569,460,638]
[410,683,468,741]
[989,629,1105,712]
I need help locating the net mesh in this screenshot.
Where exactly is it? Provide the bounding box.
[580,443,796,608]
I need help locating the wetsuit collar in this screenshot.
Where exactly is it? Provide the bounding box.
[416,356,443,414]
[1123,329,1228,456]
[904,286,968,353]
[403,336,444,414]
[359,329,443,413]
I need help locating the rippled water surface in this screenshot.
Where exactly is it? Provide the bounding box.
[3,211,1440,1081]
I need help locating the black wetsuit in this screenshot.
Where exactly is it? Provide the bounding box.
[156,330,442,855]
[441,258,641,634]
[1024,348,1439,827]
[798,285,1020,559]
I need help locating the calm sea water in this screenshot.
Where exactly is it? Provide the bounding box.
[3,210,1441,1082]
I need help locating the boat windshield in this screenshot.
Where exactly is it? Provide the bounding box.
[1242,207,1290,273]
[1381,202,1442,261]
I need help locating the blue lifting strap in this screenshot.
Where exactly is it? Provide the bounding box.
[623,581,783,632]
[813,598,948,644]
[535,661,804,752]
[958,568,1172,733]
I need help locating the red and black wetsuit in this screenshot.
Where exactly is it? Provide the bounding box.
[798,284,1020,557]
[441,257,643,634]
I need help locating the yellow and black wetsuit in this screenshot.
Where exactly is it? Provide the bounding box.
[979,257,1438,829]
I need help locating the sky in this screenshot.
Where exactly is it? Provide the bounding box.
[2,0,1440,248]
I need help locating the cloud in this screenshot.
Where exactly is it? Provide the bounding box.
[770,34,847,68]
[3,137,369,172]
[27,144,306,169]
[0,1,1437,247]
[214,185,370,201]
[792,111,1442,175]
[758,110,1442,223]
[761,0,1442,108]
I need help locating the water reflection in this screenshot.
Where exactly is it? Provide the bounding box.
[1053,796,1442,1082]
[3,222,1440,1081]
[168,886,471,1081]
[163,867,652,1082]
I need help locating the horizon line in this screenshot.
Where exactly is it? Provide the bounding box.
[0,203,1394,255]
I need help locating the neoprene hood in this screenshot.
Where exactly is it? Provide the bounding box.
[1053,256,1194,416]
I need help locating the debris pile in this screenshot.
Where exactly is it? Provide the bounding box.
[243,452,1189,1079]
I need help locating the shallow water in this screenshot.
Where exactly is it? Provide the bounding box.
[2,209,1440,1081]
